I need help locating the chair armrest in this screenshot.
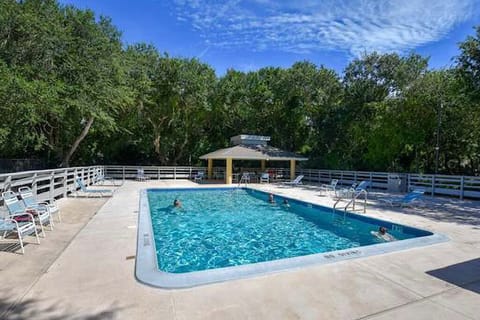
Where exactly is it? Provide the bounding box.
[26,204,48,212]
[4,218,20,230]
[43,199,57,205]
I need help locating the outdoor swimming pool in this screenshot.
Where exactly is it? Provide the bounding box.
[136,188,447,288]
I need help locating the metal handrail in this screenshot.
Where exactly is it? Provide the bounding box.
[344,189,368,213]
[332,188,368,223]
[238,173,249,187]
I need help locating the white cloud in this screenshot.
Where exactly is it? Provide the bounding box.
[172,0,478,55]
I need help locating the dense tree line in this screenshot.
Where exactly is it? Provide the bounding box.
[0,0,479,174]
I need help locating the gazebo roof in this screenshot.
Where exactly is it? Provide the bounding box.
[199,144,308,161]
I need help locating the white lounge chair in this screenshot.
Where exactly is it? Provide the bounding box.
[74,178,113,197]
[0,214,40,254]
[18,187,61,223]
[335,180,370,199]
[2,191,52,237]
[95,169,118,186]
[284,175,304,186]
[379,189,425,207]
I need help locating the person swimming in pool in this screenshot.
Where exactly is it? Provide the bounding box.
[268,193,275,204]
[173,198,182,208]
[371,226,396,242]
[282,199,290,207]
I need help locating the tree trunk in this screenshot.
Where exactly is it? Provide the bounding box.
[61,117,94,167]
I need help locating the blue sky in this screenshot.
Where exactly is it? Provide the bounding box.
[59,0,480,75]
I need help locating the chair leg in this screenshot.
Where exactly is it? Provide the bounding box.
[37,218,46,238]
[18,231,25,254]
[33,225,40,244]
[49,214,55,228]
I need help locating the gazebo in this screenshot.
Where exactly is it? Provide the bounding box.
[199,135,308,184]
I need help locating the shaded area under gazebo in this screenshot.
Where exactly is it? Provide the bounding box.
[199,135,308,184]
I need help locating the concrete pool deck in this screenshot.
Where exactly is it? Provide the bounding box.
[1,180,479,319]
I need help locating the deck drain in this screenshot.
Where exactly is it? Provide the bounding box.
[126,255,136,260]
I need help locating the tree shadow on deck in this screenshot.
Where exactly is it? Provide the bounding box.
[0,292,126,320]
[369,195,480,227]
[272,182,324,192]
[426,258,480,294]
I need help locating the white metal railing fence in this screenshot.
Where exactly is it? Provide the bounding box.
[102,166,290,182]
[0,165,105,203]
[296,168,480,200]
[1,165,479,201]
[104,166,207,180]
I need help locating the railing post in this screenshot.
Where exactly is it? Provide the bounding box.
[460,176,464,200]
[354,171,357,184]
[74,168,78,192]
[49,171,55,201]
[431,175,436,198]
[369,172,373,189]
[32,173,38,195]
[122,166,125,181]
[63,169,68,198]
[4,175,12,191]
[174,167,177,180]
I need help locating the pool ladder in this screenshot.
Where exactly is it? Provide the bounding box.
[332,189,368,220]
[238,174,249,187]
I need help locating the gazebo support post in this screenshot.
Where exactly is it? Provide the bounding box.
[261,159,266,172]
[207,158,213,179]
[290,160,296,180]
[226,158,233,184]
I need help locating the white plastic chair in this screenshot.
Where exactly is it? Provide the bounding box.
[19,187,61,223]
[2,191,52,237]
[194,171,205,183]
[320,179,338,194]
[260,173,270,183]
[0,214,40,254]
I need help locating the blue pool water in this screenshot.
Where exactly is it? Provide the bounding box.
[147,188,431,274]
